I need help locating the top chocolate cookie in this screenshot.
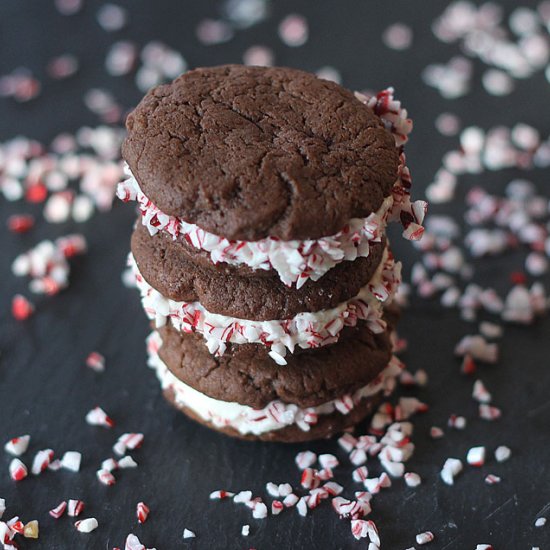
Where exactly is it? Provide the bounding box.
[123,65,399,241]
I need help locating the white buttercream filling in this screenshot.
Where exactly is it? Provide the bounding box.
[146,330,403,436]
[131,247,401,365]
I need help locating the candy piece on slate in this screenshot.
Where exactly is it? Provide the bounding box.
[97,469,116,486]
[49,501,67,519]
[67,499,84,517]
[485,474,501,485]
[4,435,30,456]
[11,295,34,320]
[182,528,195,539]
[9,458,28,481]
[466,446,486,467]
[75,518,98,533]
[416,531,435,545]
[241,524,250,536]
[495,446,511,462]
[252,501,268,519]
[318,454,339,469]
[125,534,146,550]
[86,407,115,428]
[136,502,149,524]
[86,352,105,372]
[23,520,39,539]
[479,404,502,421]
[440,458,463,485]
[118,455,138,468]
[7,214,34,233]
[31,449,54,474]
[61,451,81,472]
[295,451,316,470]
[404,472,422,487]
[430,426,444,439]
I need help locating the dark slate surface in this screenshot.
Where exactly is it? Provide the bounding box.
[0,1,549,548]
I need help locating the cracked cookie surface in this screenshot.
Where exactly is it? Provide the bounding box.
[123,65,399,241]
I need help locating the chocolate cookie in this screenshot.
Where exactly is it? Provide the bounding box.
[157,321,392,410]
[163,386,382,443]
[131,222,386,320]
[123,65,399,241]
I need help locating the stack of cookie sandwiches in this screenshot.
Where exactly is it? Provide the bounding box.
[117,65,426,442]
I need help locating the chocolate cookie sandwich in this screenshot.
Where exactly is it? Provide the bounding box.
[117,65,426,442]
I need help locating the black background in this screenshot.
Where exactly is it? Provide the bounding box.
[1,1,549,548]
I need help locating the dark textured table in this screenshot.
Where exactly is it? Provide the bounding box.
[1,1,549,548]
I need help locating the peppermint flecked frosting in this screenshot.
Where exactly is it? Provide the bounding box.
[132,247,401,365]
[147,330,403,436]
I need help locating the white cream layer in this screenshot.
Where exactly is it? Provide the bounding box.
[147,330,403,436]
[116,88,426,289]
[131,247,401,365]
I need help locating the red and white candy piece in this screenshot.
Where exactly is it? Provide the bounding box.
[4,435,30,456]
[74,518,98,533]
[85,406,115,428]
[473,380,492,403]
[479,404,502,421]
[49,501,67,519]
[113,433,143,456]
[9,458,28,481]
[467,446,486,467]
[86,352,105,372]
[448,414,467,430]
[430,426,445,439]
[67,499,84,517]
[209,490,234,500]
[31,449,54,475]
[485,474,501,485]
[136,502,149,524]
[97,469,116,486]
[351,519,369,540]
[323,481,343,496]
[271,501,284,515]
[416,531,435,545]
